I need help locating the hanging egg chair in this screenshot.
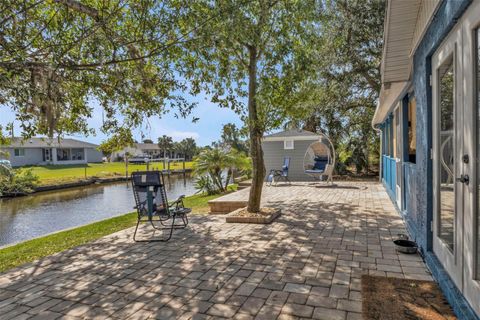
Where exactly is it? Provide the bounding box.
[303,134,335,183]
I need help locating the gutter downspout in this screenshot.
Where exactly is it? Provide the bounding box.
[373,98,383,183]
[374,125,382,183]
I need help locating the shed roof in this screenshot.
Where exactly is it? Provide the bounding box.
[264,130,319,138]
[2,137,99,149]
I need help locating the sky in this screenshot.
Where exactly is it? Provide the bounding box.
[0,94,244,147]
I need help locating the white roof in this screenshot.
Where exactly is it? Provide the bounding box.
[2,137,99,149]
[373,0,441,126]
[263,130,321,141]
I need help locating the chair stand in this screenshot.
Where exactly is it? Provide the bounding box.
[133,214,181,242]
[271,176,291,186]
[159,212,189,229]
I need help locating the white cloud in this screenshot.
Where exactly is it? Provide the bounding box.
[170,130,200,141]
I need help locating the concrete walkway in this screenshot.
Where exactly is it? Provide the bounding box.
[0,182,431,319]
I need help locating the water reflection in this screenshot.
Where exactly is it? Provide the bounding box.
[0,174,195,246]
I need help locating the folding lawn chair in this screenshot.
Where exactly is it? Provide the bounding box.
[267,157,291,186]
[131,171,191,242]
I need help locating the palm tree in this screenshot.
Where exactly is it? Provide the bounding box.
[175,138,197,161]
[193,148,251,193]
[172,141,181,159]
[224,149,251,189]
[193,148,230,192]
[157,135,173,167]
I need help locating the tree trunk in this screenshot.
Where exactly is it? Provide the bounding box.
[163,148,166,169]
[209,172,224,192]
[303,115,318,132]
[246,46,265,213]
[225,168,232,191]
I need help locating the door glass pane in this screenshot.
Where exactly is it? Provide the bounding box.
[476,29,480,278]
[439,55,455,252]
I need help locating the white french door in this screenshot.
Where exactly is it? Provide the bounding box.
[432,1,480,315]
[433,22,464,289]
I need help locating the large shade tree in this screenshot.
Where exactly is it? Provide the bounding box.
[0,0,200,139]
[284,0,385,174]
[182,0,321,212]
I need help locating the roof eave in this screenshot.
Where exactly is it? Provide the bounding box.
[372,81,410,126]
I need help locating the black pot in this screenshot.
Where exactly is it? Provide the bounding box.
[393,239,418,254]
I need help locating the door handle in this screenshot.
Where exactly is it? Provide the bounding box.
[456,174,469,185]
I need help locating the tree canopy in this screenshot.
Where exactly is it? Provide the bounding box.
[180,0,322,211]
[174,137,197,160]
[0,0,200,138]
[284,0,385,173]
[212,123,248,154]
[1,0,386,208]
[157,135,174,157]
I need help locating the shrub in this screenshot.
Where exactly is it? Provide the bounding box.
[0,168,39,196]
[194,175,219,195]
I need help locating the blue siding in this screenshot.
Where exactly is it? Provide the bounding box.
[425,253,479,320]
[407,0,477,318]
[413,0,472,255]
[382,155,396,200]
[379,1,479,318]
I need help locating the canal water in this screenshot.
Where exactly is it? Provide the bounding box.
[0,174,196,247]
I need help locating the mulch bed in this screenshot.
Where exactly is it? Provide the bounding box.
[362,275,457,320]
[225,207,281,224]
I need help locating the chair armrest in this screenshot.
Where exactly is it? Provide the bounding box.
[169,195,186,208]
[133,199,148,210]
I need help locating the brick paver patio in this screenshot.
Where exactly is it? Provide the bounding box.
[0,182,432,319]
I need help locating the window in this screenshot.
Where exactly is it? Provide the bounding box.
[438,54,455,252]
[57,148,71,161]
[71,148,84,161]
[14,148,25,157]
[394,107,401,158]
[407,94,417,163]
[384,117,393,157]
[476,28,480,279]
[284,140,294,150]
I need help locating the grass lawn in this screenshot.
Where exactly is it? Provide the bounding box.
[25,161,194,186]
[0,186,235,273]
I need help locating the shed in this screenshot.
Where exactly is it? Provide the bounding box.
[262,130,322,181]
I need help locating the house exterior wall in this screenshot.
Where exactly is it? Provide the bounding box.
[412,0,471,256]
[380,1,478,318]
[111,146,162,160]
[262,139,319,181]
[3,147,43,167]
[86,148,103,163]
[143,148,161,157]
[111,147,140,159]
[2,147,103,166]
[410,1,476,318]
